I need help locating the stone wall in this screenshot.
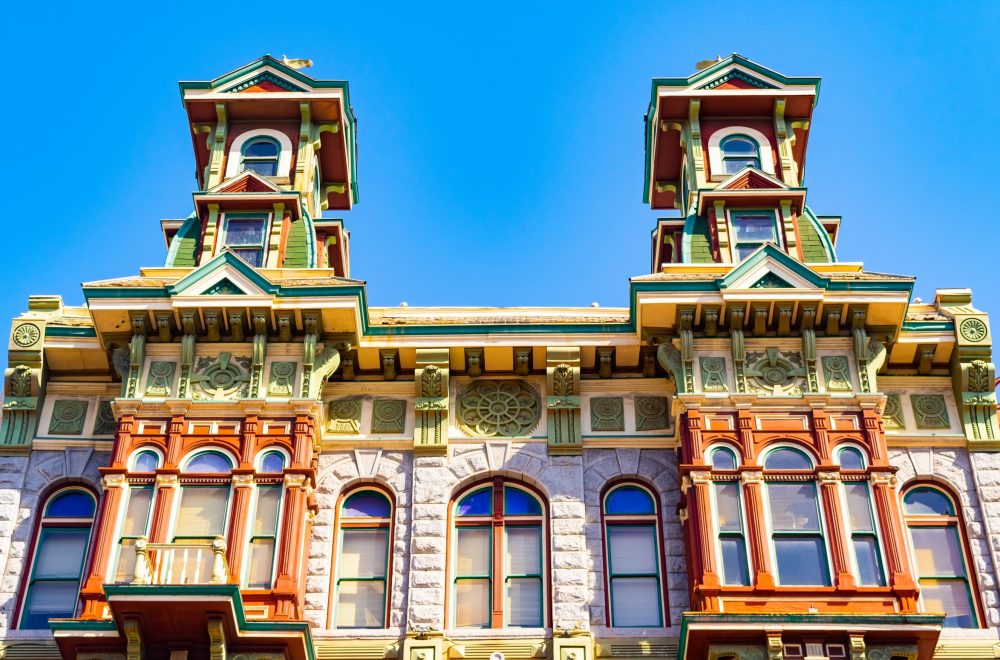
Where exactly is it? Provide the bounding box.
[0,448,106,635]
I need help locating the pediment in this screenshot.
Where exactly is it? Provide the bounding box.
[167,252,275,298]
[719,244,829,291]
[221,67,309,94]
[715,166,788,191]
[697,67,779,90]
[209,170,284,194]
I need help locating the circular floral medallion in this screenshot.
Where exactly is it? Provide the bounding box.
[150,362,174,377]
[329,399,361,420]
[458,379,540,437]
[272,362,295,378]
[960,318,988,343]
[12,323,40,347]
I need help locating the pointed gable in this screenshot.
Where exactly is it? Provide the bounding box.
[716,167,789,191]
[718,244,829,291]
[211,169,285,194]
[167,252,276,299]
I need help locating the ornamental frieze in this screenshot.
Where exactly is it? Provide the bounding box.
[744,347,806,396]
[190,352,251,400]
[457,379,541,437]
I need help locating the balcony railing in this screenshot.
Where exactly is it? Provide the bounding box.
[130,537,228,586]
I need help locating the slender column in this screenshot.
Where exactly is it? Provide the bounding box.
[272,473,307,618]
[491,477,505,627]
[737,410,754,464]
[79,474,126,617]
[818,472,856,588]
[149,474,178,543]
[226,475,255,584]
[292,415,311,468]
[686,470,720,611]
[871,471,918,610]
[741,471,775,589]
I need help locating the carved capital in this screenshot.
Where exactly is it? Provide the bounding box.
[284,473,308,489]
[103,474,127,489]
[155,473,179,488]
[870,471,897,487]
[817,471,841,484]
[740,470,764,484]
[231,474,255,488]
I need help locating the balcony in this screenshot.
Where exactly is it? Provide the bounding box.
[129,537,228,586]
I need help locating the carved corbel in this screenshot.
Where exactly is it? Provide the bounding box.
[124,617,143,660]
[155,311,174,342]
[227,310,245,342]
[300,312,321,397]
[776,303,793,337]
[203,308,222,342]
[275,312,293,343]
[249,310,269,398]
[865,336,887,394]
[414,348,449,454]
[824,306,842,336]
[309,343,346,398]
[703,306,720,337]
[546,347,582,454]
[678,307,695,392]
[380,349,398,381]
[729,305,747,393]
[750,303,769,337]
[125,312,148,399]
[177,310,197,398]
[801,304,819,393]
[640,345,658,378]
[596,347,615,379]
[916,344,935,375]
[465,348,484,377]
[515,348,532,376]
[340,348,356,382]
[657,341,686,394]
[959,360,1000,446]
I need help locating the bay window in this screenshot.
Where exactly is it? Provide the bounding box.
[603,484,665,627]
[171,450,233,584]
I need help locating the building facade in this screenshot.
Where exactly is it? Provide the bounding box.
[0,54,998,660]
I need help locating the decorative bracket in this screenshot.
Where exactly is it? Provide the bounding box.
[414,348,449,454]
[177,310,197,398]
[546,347,581,454]
[249,310,268,398]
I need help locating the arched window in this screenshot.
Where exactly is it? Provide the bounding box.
[720,135,761,174]
[172,450,233,582]
[602,484,664,627]
[762,446,830,586]
[710,446,738,471]
[113,484,154,584]
[240,137,280,176]
[333,489,392,628]
[18,488,96,628]
[183,450,233,474]
[452,478,546,628]
[259,450,286,474]
[837,446,866,471]
[131,449,160,473]
[903,485,980,628]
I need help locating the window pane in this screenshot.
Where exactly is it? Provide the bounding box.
[722,137,758,155]
[736,244,761,261]
[720,537,750,586]
[838,447,865,470]
[853,536,884,586]
[921,578,976,628]
[225,219,266,246]
[768,483,820,531]
[774,537,829,586]
[34,529,89,578]
[22,581,79,628]
[506,577,542,626]
[610,577,661,627]
[608,526,657,575]
[723,157,760,174]
[246,538,275,589]
[244,139,278,158]
[456,527,490,576]
[910,526,966,576]
[243,160,278,176]
[340,528,388,578]
[763,447,812,471]
[455,579,490,627]
[845,483,874,532]
[905,488,955,516]
[457,488,491,516]
[184,452,232,474]
[606,486,655,515]
[731,215,776,243]
[716,482,742,532]
[711,448,737,471]
[122,487,153,537]
[115,539,138,584]
[504,487,542,515]
[45,491,94,518]
[260,452,285,473]
[176,487,229,537]
[230,248,263,267]
[254,487,282,535]
[133,451,159,473]
[342,491,391,518]
[336,580,385,628]
[506,527,541,575]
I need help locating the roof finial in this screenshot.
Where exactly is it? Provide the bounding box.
[695,55,723,71]
[282,55,314,70]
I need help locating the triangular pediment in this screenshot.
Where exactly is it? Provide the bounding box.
[224,70,307,93]
[719,244,829,291]
[210,169,285,194]
[697,68,778,90]
[167,252,276,298]
[716,166,789,191]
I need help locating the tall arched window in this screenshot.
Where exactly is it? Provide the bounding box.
[172,450,233,583]
[720,135,761,174]
[903,485,981,628]
[602,484,665,627]
[709,446,749,587]
[835,445,885,587]
[18,488,96,628]
[763,446,830,586]
[452,478,546,628]
[240,137,280,176]
[333,489,392,628]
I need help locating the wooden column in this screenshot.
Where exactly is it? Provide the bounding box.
[818,472,856,588]
[687,470,720,610]
[741,471,775,589]
[148,474,178,543]
[272,473,307,618]
[871,471,918,611]
[684,410,705,465]
[226,475,255,584]
[79,474,126,618]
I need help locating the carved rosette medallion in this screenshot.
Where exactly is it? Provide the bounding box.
[882,395,905,430]
[634,396,670,431]
[457,379,540,437]
[590,397,624,432]
[327,398,362,434]
[744,348,806,396]
[266,361,297,397]
[960,318,988,343]
[371,399,406,433]
[48,400,89,435]
[911,394,950,429]
[12,323,41,348]
[821,355,853,392]
[191,353,251,400]
[94,400,117,435]
[699,357,728,392]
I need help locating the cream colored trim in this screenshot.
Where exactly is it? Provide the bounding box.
[224,128,294,179]
[707,126,777,178]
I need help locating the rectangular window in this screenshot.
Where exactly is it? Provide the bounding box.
[21,528,90,628]
[767,482,830,586]
[114,486,154,583]
[607,525,662,626]
[715,482,750,586]
[335,527,389,627]
[454,526,491,628]
[730,210,779,261]
[169,486,229,584]
[505,526,542,627]
[245,485,282,589]
[844,482,885,586]
[910,525,976,627]
[222,215,268,267]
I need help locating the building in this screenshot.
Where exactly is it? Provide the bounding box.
[0,53,998,660]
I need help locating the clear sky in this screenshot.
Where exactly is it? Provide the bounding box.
[2,1,999,328]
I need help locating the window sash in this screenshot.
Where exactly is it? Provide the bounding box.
[21,525,91,628]
[245,485,283,589]
[174,485,230,541]
[114,486,154,584]
[907,521,979,628]
[606,523,663,626]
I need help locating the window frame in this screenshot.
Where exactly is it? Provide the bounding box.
[220,212,271,267]
[243,483,285,590]
[449,477,549,629]
[840,479,887,587]
[902,484,984,628]
[110,484,156,585]
[726,208,782,262]
[330,486,394,629]
[16,486,97,629]
[719,134,762,175]
[240,136,281,177]
[600,482,667,627]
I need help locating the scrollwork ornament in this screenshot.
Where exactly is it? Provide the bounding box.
[9,365,31,397]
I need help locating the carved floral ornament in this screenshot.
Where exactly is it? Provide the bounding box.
[959,317,988,343]
[11,323,41,348]
[744,347,806,396]
[457,379,541,437]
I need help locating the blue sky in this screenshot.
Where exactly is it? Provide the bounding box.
[2,1,999,327]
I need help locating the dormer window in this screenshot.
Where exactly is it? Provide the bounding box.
[241,137,280,177]
[730,210,779,261]
[222,214,268,267]
[720,135,761,174]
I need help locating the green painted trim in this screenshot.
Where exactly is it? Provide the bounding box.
[165,213,201,268]
[45,327,97,338]
[902,321,955,332]
[717,243,828,289]
[801,206,837,262]
[49,618,117,632]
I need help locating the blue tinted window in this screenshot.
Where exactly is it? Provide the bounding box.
[504,487,542,515]
[260,451,285,473]
[132,450,159,473]
[774,537,830,586]
[456,487,491,516]
[838,447,865,471]
[904,487,955,516]
[342,491,391,518]
[244,138,278,157]
[45,491,95,518]
[184,451,233,473]
[605,486,655,515]
[711,447,737,470]
[763,447,812,471]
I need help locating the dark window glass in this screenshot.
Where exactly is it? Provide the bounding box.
[456,487,492,517]
[605,486,655,515]
[342,491,391,518]
[504,487,542,515]
[764,447,813,471]
[711,447,738,471]
[720,136,761,174]
[45,491,95,518]
[259,451,285,473]
[244,139,278,157]
[904,488,955,516]
[773,537,829,586]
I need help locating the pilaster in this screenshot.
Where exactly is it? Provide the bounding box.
[414,348,449,454]
[546,346,582,454]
